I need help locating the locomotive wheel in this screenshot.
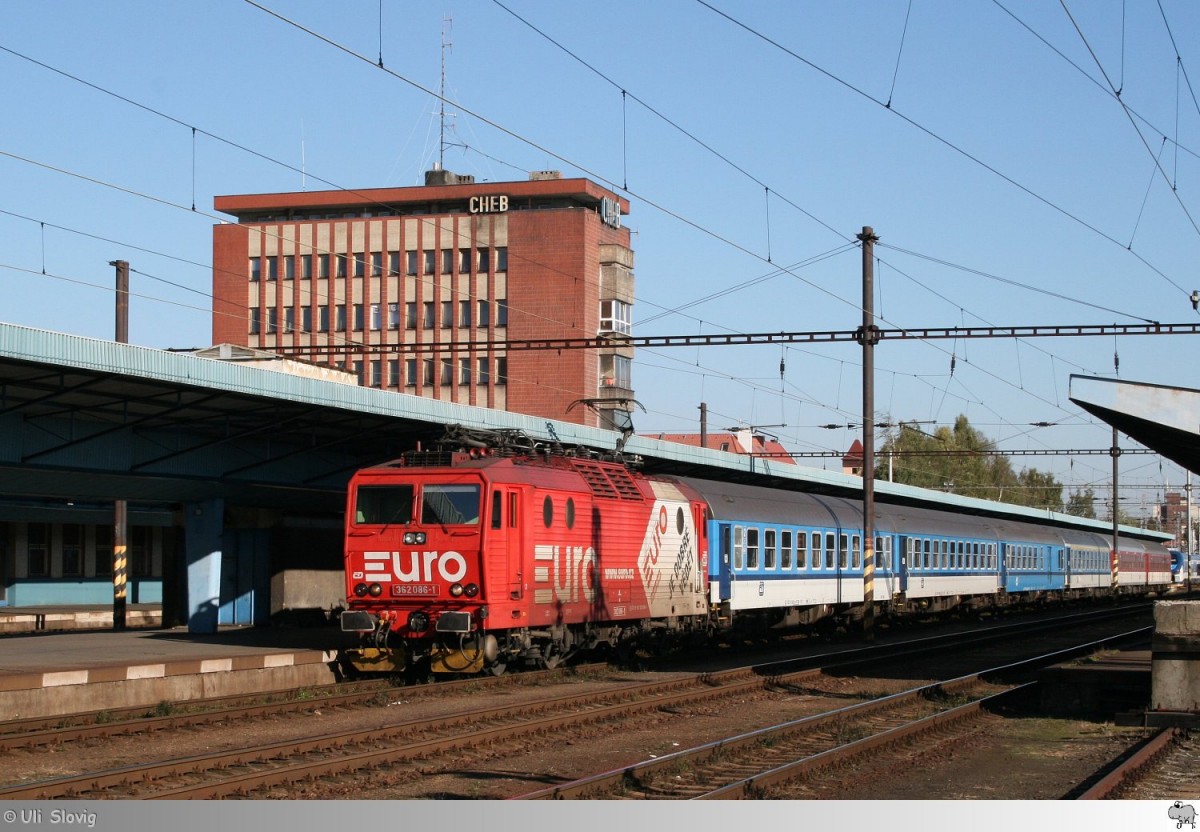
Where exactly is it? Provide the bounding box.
[488,661,508,677]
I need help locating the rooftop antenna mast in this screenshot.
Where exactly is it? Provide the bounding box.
[438,14,452,171]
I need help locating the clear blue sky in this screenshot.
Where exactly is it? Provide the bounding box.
[2,0,1198,516]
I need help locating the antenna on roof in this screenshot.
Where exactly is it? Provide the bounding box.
[439,14,453,171]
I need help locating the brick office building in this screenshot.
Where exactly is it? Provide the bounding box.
[212,169,635,429]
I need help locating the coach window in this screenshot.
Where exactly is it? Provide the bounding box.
[763,529,776,569]
[838,534,849,570]
[746,528,759,569]
[733,526,744,570]
[781,530,793,569]
[877,536,889,570]
[542,496,554,528]
[825,532,836,569]
[566,498,576,529]
[851,534,861,570]
[923,538,932,570]
[797,531,808,569]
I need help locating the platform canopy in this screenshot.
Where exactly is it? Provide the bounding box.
[1069,375,1200,476]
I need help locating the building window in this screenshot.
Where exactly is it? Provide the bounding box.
[27,522,49,577]
[301,254,312,279]
[388,252,400,277]
[94,525,112,576]
[370,360,382,387]
[423,250,435,274]
[600,299,632,335]
[406,358,418,386]
[249,257,261,282]
[477,357,490,385]
[496,356,507,386]
[336,305,346,331]
[422,302,434,329]
[266,308,278,335]
[284,307,295,333]
[600,354,632,389]
[283,255,295,280]
[62,524,83,577]
[460,357,471,386]
[478,300,490,328]
[266,257,278,281]
[441,301,453,328]
[459,300,471,328]
[442,249,453,274]
[371,252,383,277]
[353,253,365,277]
[318,253,330,279]
[388,302,399,329]
[353,361,364,385]
[497,299,508,327]
[423,358,435,387]
[388,359,399,388]
[406,251,418,276]
[249,308,261,335]
[459,248,471,272]
[370,303,382,330]
[440,357,453,386]
[131,527,152,577]
[496,246,507,271]
[319,306,330,332]
[336,254,348,278]
[301,307,312,333]
[406,302,417,330]
[353,304,364,331]
[478,248,490,272]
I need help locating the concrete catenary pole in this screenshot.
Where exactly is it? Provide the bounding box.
[857,227,880,640]
[110,259,129,631]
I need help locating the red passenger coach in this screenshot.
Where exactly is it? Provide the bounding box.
[340,439,709,676]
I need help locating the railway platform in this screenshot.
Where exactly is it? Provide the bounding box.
[0,605,356,720]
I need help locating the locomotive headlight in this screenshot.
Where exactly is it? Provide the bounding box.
[407,612,429,633]
[449,583,465,597]
[464,583,479,598]
[403,531,427,545]
[354,583,368,597]
[368,583,383,597]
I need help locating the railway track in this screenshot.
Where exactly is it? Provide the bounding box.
[1076,729,1200,799]
[0,606,1152,799]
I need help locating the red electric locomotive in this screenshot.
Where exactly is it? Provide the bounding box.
[340,429,709,676]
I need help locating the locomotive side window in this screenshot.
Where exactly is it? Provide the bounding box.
[542,496,554,528]
[355,485,415,525]
[746,528,759,569]
[492,491,502,529]
[421,484,481,525]
[566,498,576,529]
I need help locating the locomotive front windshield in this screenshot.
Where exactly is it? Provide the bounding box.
[354,485,415,525]
[421,483,481,525]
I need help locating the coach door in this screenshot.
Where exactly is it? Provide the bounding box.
[716,523,733,601]
[896,535,911,593]
[485,486,524,604]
